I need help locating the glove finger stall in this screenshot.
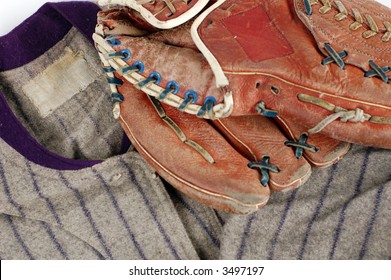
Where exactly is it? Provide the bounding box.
[117,82,270,214]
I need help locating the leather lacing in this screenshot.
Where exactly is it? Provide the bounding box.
[100,36,215,164]
[298,0,391,134]
[304,0,391,42]
[255,102,319,160]
[100,34,218,119]
[304,0,390,84]
[137,0,193,16]
[248,157,280,187]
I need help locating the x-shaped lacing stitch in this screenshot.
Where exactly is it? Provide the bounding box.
[303,0,391,42]
[364,60,390,84]
[284,134,319,159]
[308,107,371,134]
[256,101,279,118]
[248,157,281,187]
[322,43,347,69]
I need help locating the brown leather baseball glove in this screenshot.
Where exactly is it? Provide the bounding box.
[94,0,391,149]
[98,0,211,29]
[93,6,350,213]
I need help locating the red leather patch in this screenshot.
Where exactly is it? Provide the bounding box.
[222,6,293,62]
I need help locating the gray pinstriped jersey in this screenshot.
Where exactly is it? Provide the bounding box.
[0,27,221,260]
[1,3,390,260]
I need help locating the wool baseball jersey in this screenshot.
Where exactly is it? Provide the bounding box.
[0,1,390,260]
[0,1,221,260]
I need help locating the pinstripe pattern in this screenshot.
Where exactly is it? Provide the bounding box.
[0,213,106,259]
[5,216,34,260]
[329,148,373,259]
[268,189,299,260]
[25,160,63,227]
[72,91,115,154]
[57,170,114,259]
[90,246,106,260]
[0,160,25,217]
[176,195,220,248]
[40,221,69,260]
[298,164,338,260]
[0,28,123,161]
[220,145,391,259]
[0,139,201,259]
[91,168,146,259]
[0,4,204,260]
[215,211,226,226]
[0,83,33,130]
[165,185,222,260]
[1,4,391,260]
[237,213,257,260]
[119,158,181,260]
[52,113,86,159]
[359,183,387,259]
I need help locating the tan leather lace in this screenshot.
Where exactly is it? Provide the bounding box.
[137,0,192,15]
[305,0,391,42]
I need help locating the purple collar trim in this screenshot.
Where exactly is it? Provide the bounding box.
[0,2,103,170]
[0,1,100,71]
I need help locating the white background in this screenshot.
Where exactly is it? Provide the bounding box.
[0,0,391,36]
[2,260,391,280]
